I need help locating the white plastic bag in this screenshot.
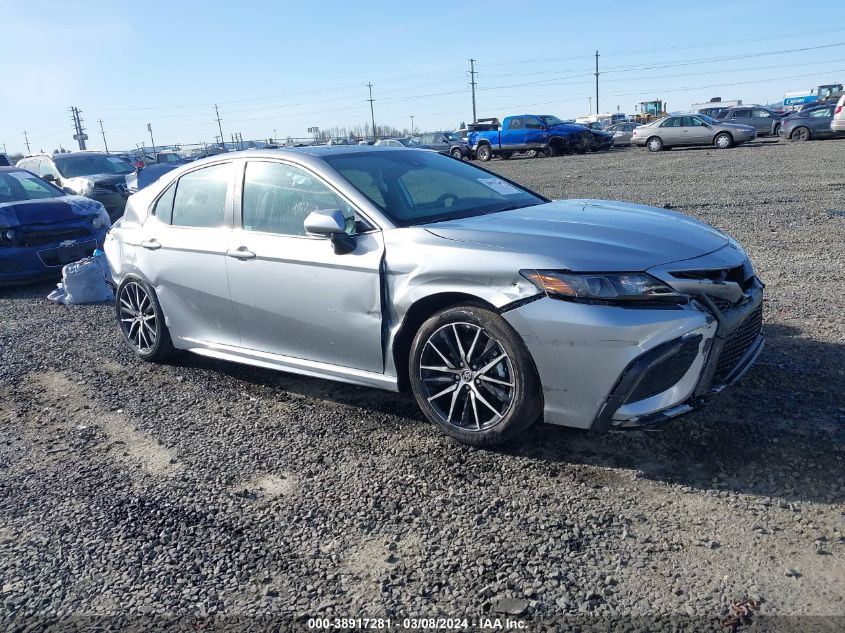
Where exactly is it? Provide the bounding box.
[48,254,114,305]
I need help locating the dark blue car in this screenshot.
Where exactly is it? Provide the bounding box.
[0,167,111,285]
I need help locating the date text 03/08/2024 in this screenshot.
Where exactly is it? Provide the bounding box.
[307,617,527,630]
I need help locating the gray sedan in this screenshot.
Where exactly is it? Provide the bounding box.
[104,147,764,446]
[632,115,757,151]
[778,104,840,141]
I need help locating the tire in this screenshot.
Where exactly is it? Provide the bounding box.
[116,276,175,362]
[543,144,560,158]
[791,126,811,141]
[646,136,663,152]
[476,144,492,161]
[409,304,542,447]
[450,147,463,160]
[714,132,733,149]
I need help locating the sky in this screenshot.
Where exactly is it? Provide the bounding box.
[2,0,845,155]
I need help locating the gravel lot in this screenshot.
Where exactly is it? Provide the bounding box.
[1,139,844,631]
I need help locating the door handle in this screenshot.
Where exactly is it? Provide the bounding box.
[140,239,161,250]
[226,247,256,260]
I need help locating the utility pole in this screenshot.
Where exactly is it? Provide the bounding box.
[98,119,109,153]
[410,115,414,134]
[23,131,31,154]
[273,128,277,144]
[366,83,377,141]
[588,96,592,113]
[147,123,156,154]
[69,107,87,150]
[594,50,600,114]
[214,104,225,149]
[469,58,478,123]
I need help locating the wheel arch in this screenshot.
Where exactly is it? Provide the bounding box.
[391,292,498,392]
[713,130,734,144]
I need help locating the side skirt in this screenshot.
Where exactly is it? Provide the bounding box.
[180,337,400,392]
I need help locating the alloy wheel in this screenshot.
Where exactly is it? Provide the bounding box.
[118,281,157,353]
[418,322,515,431]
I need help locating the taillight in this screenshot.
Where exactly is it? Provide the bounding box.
[135,160,144,169]
[836,106,842,115]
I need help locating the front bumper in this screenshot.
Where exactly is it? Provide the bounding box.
[0,225,106,286]
[503,279,764,431]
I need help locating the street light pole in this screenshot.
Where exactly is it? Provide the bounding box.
[147,123,156,154]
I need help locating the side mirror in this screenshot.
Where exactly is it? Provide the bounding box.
[304,209,355,255]
[304,209,346,235]
[42,173,57,183]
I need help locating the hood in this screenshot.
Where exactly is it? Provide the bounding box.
[0,195,104,228]
[423,199,730,271]
[83,172,131,186]
[549,123,589,134]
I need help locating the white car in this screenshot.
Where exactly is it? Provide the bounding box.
[832,94,845,134]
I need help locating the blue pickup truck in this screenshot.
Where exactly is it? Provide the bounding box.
[468,114,611,161]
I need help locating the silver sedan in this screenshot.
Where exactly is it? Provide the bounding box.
[104,147,764,446]
[606,122,642,146]
[632,114,757,151]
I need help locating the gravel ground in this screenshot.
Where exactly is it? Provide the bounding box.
[1,139,844,632]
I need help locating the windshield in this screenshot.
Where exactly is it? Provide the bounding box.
[55,154,134,178]
[0,170,64,204]
[323,150,545,227]
[159,153,181,163]
[539,115,565,126]
[446,132,463,141]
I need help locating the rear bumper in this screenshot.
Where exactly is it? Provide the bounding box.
[831,120,845,133]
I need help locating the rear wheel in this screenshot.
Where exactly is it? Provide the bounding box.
[791,126,811,141]
[409,305,542,446]
[714,132,734,149]
[476,144,492,161]
[450,147,464,160]
[116,277,174,362]
[646,136,663,152]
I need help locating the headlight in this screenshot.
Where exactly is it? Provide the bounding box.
[66,177,95,196]
[91,205,111,230]
[521,270,683,304]
[0,229,17,246]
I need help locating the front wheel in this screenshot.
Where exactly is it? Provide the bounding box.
[646,136,663,152]
[409,305,542,446]
[791,127,811,141]
[450,147,464,160]
[714,132,734,149]
[116,277,175,362]
[476,145,492,161]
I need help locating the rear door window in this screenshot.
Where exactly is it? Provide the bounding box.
[153,183,177,224]
[170,162,232,228]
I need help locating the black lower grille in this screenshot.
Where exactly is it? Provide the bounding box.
[625,337,701,403]
[711,297,735,311]
[24,228,92,247]
[37,240,97,267]
[714,304,763,382]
